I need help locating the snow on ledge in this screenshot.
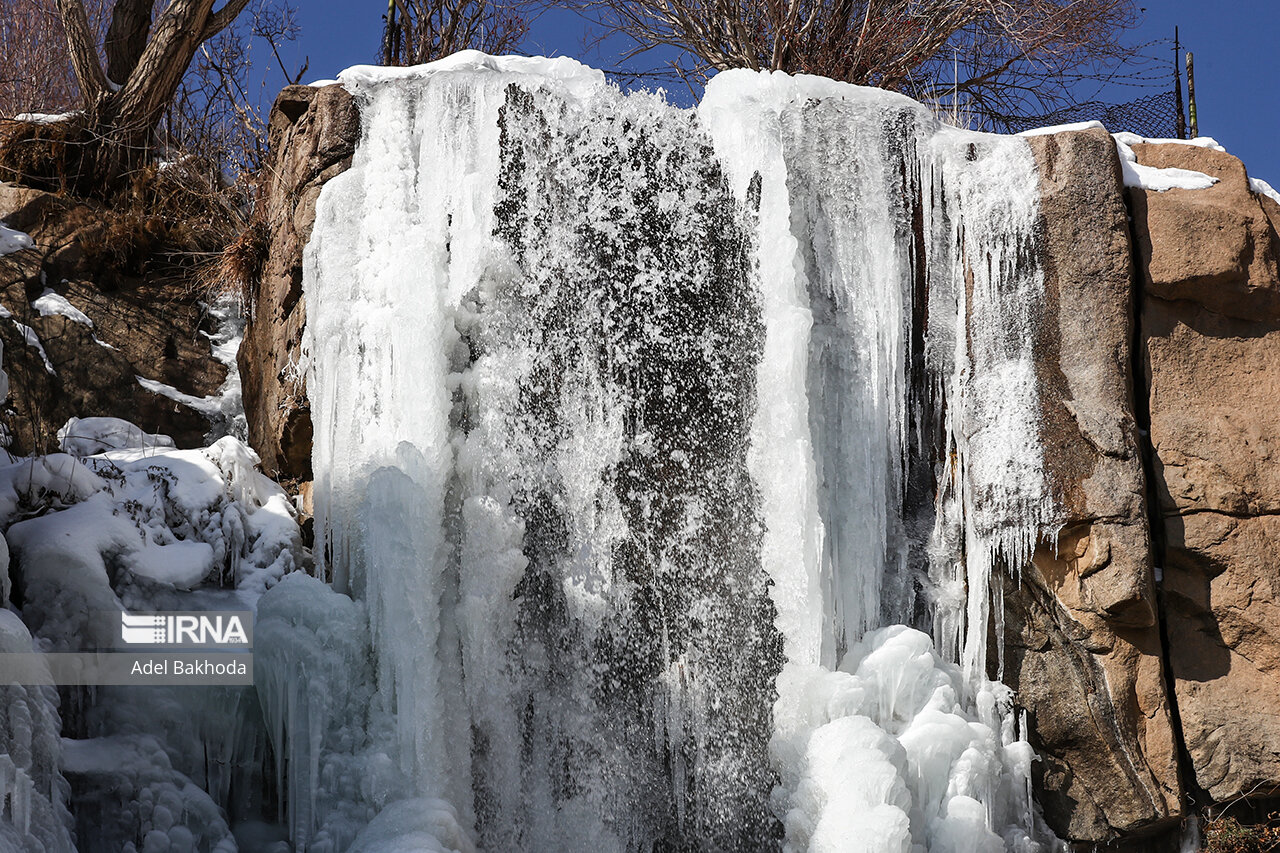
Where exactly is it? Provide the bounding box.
[1252,177,1280,207]
[136,375,223,416]
[33,289,93,326]
[11,112,75,124]
[1112,133,1218,192]
[1016,120,1106,138]
[1113,131,1228,153]
[338,50,606,95]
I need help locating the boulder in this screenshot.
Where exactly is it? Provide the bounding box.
[0,189,228,453]
[1135,142,1280,806]
[1130,143,1280,322]
[238,84,358,481]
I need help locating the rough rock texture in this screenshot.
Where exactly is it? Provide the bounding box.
[238,84,358,481]
[0,186,227,452]
[1002,129,1181,843]
[1133,142,1280,805]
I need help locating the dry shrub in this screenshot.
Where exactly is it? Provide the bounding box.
[125,159,244,252]
[194,216,268,303]
[0,115,99,197]
[78,210,167,273]
[1203,813,1280,853]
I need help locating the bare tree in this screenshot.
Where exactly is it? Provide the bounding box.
[165,2,303,181]
[2,0,258,191]
[571,0,1140,127]
[380,0,530,66]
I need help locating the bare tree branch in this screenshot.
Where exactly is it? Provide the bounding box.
[203,0,254,41]
[54,0,108,100]
[564,0,1142,128]
[380,0,531,65]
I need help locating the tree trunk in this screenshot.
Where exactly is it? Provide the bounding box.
[52,0,253,193]
[105,0,156,86]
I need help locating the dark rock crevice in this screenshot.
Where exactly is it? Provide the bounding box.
[1125,157,1206,843]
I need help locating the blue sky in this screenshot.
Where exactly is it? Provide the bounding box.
[257,1,1279,180]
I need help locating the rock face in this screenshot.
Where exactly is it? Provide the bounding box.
[1133,143,1280,805]
[0,185,228,453]
[241,91,1280,847]
[1003,129,1181,843]
[237,84,358,481]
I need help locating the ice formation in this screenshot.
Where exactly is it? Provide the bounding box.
[294,54,1063,852]
[0,420,305,851]
[0,51,1074,853]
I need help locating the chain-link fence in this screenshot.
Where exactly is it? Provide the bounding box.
[985,33,1192,139]
[992,89,1182,138]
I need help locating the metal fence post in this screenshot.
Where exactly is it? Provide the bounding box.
[1186,51,1199,139]
[1174,28,1187,139]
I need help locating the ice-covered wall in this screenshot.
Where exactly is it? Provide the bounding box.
[298,52,1064,852]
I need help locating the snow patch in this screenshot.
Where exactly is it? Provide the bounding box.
[1251,177,1280,206]
[1016,120,1106,137]
[12,112,74,124]
[136,376,222,415]
[0,223,33,256]
[0,304,55,374]
[32,289,93,326]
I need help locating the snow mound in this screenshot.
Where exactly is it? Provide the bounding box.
[58,416,175,457]
[7,436,303,647]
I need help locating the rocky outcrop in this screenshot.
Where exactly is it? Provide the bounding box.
[1001,128,1181,843]
[237,84,358,481]
[0,184,228,452]
[1133,143,1280,805]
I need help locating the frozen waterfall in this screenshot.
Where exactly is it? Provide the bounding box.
[289,51,1061,853]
